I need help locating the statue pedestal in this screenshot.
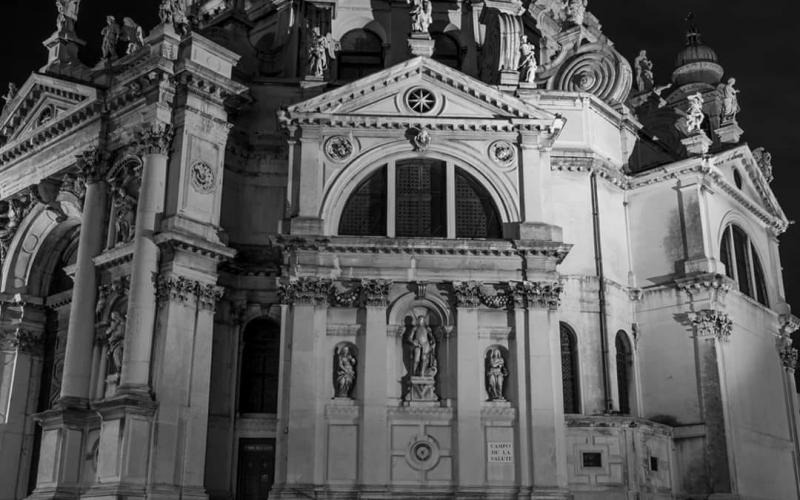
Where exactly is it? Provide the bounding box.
[405,376,438,403]
[104,373,120,398]
[682,132,712,156]
[499,69,520,86]
[40,30,88,79]
[714,120,743,145]
[408,33,434,58]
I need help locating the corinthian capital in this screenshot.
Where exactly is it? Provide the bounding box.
[135,123,174,156]
[75,147,108,183]
[278,277,332,306]
[690,309,733,341]
[361,279,391,307]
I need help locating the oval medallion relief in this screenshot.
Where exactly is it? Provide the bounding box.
[190,161,216,194]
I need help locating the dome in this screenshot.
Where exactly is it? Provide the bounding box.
[671,30,724,86]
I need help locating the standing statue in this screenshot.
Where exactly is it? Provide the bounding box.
[112,184,136,245]
[55,0,80,34]
[565,0,588,26]
[334,344,357,398]
[105,311,126,374]
[486,347,508,401]
[720,77,740,121]
[101,16,121,60]
[407,0,433,33]
[159,0,191,36]
[634,50,654,92]
[518,35,538,83]
[158,0,174,25]
[1,83,18,113]
[410,315,437,377]
[306,28,337,78]
[121,18,145,55]
[685,92,705,134]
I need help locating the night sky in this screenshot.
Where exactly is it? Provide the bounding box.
[1,1,798,312]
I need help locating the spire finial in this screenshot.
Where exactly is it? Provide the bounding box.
[684,12,702,46]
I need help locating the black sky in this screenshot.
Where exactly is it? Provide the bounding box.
[1,0,798,311]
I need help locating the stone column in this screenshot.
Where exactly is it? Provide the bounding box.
[118,125,173,396]
[277,278,329,494]
[358,280,390,490]
[524,282,568,494]
[59,148,107,406]
[689,309,734,493]
[510,286,532,492]
[452,282,483,487]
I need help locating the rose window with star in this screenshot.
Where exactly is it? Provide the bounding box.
[405,87,436,114]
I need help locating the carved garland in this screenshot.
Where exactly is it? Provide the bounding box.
[453,280,563,310]
[153,274,225,310]
[279,277,392,307]
[689,309,733,341]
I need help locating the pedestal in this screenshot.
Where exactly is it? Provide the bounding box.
[407,33,434,58]
[714,120,743,145]
[682,132,713,156]
[40,32,88,79]
[405,376,438,403]
[499,69,520,86]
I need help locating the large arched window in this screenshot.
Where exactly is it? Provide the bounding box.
[239,318,281,414]
[615,331,632,415]
[338,29,384,80]
[338,159,502,239]
[560,323,580,414]
[720,225,769,306]
[432,32,460,69]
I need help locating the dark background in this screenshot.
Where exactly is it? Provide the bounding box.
[1,0,797,311]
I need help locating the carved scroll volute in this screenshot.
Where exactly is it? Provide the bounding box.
[478,8,523,84]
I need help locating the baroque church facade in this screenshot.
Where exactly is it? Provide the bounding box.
[0,0,798,499]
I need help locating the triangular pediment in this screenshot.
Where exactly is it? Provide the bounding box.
[288,57,556,126]
[711,145,788,229]
[0,73,98,143]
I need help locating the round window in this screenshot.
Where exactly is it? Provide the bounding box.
[405,87,437,114]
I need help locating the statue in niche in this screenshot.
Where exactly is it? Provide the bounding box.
[486,347,508,401]
[634,50,654,92]
[306,27,337,78]
[719,77,740,122]
[334,344,357,398]
[410,315,437,377]
[518,35,538,83]
[407,0,433,34]
[112,184,136,245]
[101,16,120,60]
[105,311,126,374]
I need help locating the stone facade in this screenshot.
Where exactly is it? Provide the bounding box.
[0,1,798,500]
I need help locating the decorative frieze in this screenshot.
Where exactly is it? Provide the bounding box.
[689,309,733,341]
[676,273,732,303]
[135,123,174,156]
[452,280,563,310]
[153,274,225,310]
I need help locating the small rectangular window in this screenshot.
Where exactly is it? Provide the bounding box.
[582,452,602,468]
[650,456,659,471]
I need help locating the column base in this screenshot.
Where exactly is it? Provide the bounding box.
[26,485,82,500]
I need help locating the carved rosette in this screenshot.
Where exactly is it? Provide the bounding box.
[488,140,516,168]
[135,124,174,156]
[278,277,332,306]
[690,309,733,341]
[153,274,225,311]
[75,147,107,184]
[190,161,216,193]
[550,43,633,106]
[324,136,354,162]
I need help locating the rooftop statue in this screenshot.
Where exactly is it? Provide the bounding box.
[719,77,740,122]
[306,27,337,78]
[685,92,705,134]
[101,16,121,60]
[1,83,18,113]
[519,35,538,84]
[122,18,145,55]
[55,0,80,34]
[159,0,191,36]
[634,50,654,92]
[408,0,433,34]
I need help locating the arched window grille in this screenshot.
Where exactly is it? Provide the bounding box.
[239,318,281,414]
[338,29,384,80]
[432,32,460,69]
[615,331,632,415]
[338,159,502,239]
[719,225,769,306]
[560,323,580,414]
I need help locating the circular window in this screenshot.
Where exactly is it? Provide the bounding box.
[406,88,436,114]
